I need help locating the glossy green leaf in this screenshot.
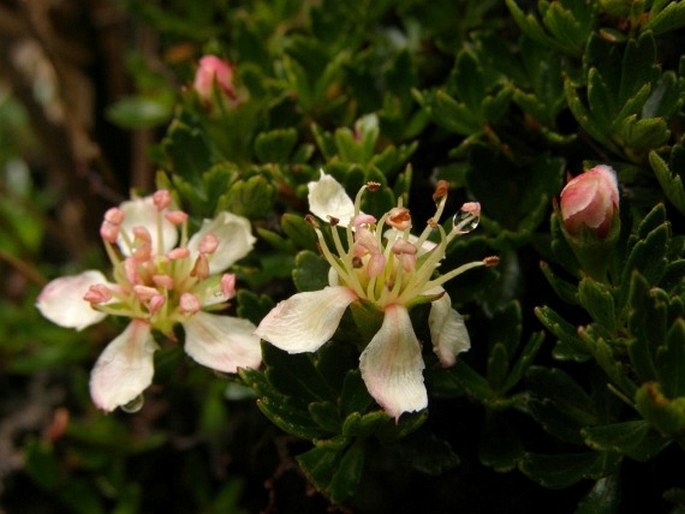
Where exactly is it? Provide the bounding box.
[655,319,685,399]
[578,277,617,332]
[254,128,298,163]
[519,452,620,489]
[292,250,330,292]
[582,420,669,462]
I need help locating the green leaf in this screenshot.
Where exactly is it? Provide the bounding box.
[503,331,545,393]
[479,412,524,472]
[23,438,60,491]
[328,440,366,504]
[540,261,580,305]
[575,475,621,514]
[162,119,214,182]
[236,290,275,325]
[578,277,617,332]
[626,273,663,382]
[292,250,331,292]
[254,128,298,163]
[650,150,685,214]
[644,1,685,34]
[582,420,669,461]
[106,95,172,129]
[217,175,276,219]
[535,306,592,361]
[487,342,510,393]
[341,411,390,438]
[388,432,460,475]
[309,401,342,432]
[635,382,685,437]
[655,319,685,399]
[281,213,318,250]
[519,452,620,489]
[340,370,374,416]
[526,366,598,444]
[445,359,494,402]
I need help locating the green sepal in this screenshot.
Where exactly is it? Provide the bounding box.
[518,451,621,490]
[582,420,670,462]
[292,250,330,292]
[254,128,298,163]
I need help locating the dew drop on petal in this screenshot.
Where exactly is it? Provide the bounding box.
[452,209,480,234]
[121,394,144,413]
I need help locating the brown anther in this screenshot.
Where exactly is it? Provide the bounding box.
[483,256,500,267]
[304,214,319,228]
[366,181,381,192]
[352,256,363,268]
[432,180,450,201]
[427,217,438,229]
[387,207,412,230]
[328,216,340,226]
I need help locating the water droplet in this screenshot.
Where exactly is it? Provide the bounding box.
[121,394,144,413]
[452,209,480,234]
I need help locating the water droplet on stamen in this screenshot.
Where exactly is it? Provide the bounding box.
[452,210,480,234]
[121,394,144,413]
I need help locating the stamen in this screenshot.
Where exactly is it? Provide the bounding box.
[190,254,210,280]
[433,180,450,202]
[387,207,412,231]
[168,248,190,260]
[152,274,174,290]
[153,189,172,211]
[179,292,201,314]
[165,210,188,225]
[104,208,124,225]
[199,233,219,254]
[100,221,120,243]
[134,285,159,302]
[83,284,112,304]
[149,294,166,315]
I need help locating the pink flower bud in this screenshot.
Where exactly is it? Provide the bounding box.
[83,284,112,304]
[165,210,189,225]
[149,294,166,315]
[167,248,190,260]
[99,221,119,243]
[179,293,201,314]
[221,273,236,298]
[560,165,619,239]
[193,55,239,106]
[152,274,175,290]
[153,190,172,211]
[199,233,219,254]
[104,207,124,225]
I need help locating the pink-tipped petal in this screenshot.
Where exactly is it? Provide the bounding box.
[428,292,471,367]
[183,311,261,373]
[37,271,110,330]
[118,196,178,256]
[89,320,157,412]
[187,212,256,274]
[359,304,427,420]
[254,286,357,353]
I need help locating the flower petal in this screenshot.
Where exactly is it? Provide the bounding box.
[89,320,157,412]
[359,304,427,420]
[119,196,178,255]
[429,291,471,367]
[183,311,262,373]
[254,286,357,353]
[187,212,256,274]
[36,270,110,330]
[307,172,355,226]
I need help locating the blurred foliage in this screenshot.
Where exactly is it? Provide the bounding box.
[1,0,685,513]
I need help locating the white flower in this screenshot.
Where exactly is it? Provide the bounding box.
[256,174,496,419]
[37,190,261,412]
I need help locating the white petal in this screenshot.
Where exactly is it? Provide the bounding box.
[118,196,178,256]
[89,320,157,412]
[254,286,356,353]
[187,212,256,274]
[359,304,427,420]
[429,291,471,367]
[307,172,355,226]
[183,311,261,373]
[36,270,110,330]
